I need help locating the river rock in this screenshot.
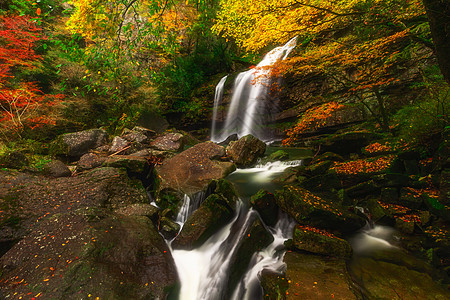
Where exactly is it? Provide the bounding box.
[102,156,149,176]
[159,217,181,240]
[171,193,236,250]
[115,203,159,223]
[50,129,108,158]
[150,132,185,151]
[284,252,359,299]
[226,134,266,167]
[43,160,72,177]
[0,208,179,300]
[291,225,352,259]
[156,141,236,195]
[259,269,289,300]
[250,190,279,226]
[349,254,450,299]
[77,152,106,171]
[109,136,130,154]
[0,167,148,253]
[275,186,365,234]
[226,215,274,298]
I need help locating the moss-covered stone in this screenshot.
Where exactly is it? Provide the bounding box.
[275,186,365,234]
[250,190,279,226]
[171,193,235,250]
[292,225,352,259]
[260,269,289,300]
[50,129,108,158]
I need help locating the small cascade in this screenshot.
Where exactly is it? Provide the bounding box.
[171,160,303,299]
[231,213,296,300]
[351,224,398,254]
[211,75,228,141]
[211,37,297,143]
[175,192,205,227]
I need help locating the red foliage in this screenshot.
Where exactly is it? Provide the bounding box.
[0,15,62,137]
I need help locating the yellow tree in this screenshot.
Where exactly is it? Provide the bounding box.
[214,0,434,139]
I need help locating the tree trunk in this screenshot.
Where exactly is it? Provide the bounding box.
[422,0,450,84]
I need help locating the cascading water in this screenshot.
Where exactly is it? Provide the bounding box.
[211,75,228,141]
[211,37,297,143]
[170,160,301,300]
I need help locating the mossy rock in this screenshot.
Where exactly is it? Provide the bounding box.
[275,186,365,234]
[50,129,108,158]
[260,269,289,300]
[292,225,352,259]
[250,189,279,226]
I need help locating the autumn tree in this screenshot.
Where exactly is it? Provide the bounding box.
[0,14,63,140]
[214,0,437,142]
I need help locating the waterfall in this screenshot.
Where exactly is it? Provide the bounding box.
[211,37,297,143]
[171,160,302,300]
[211,75,228,141]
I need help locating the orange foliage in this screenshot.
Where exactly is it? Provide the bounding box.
[297,225,339,239]
[364,142,393,154]
[331,155,395,175]
[283,102,344,145]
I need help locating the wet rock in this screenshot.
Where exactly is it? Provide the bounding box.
[250,190,279,226]
[43,160,71,177]
[50,129,108,158]
[217,134,238,146]
[227,215,274,297]
[150,132,185,151]
[345,180,380,198]
[171,193,236,250]
[159,217,181,240]
[272,167,300,185]
[260,269,289,300]
[109,136,130,154]
[292,225,352,259]
[275,186,365,234]
[373,173,412,188]
[316,152,345,162]
[156,141,236,195]
[77,153,106,171]
[0,208,179,300]
[306,160,334,176]
[265,150,289,162]
[349,254,450,299]
[284,252,359,299]
[157,188,186,215]
[398,187,424,209]
[226,134,266,167]
[300,172,342,192]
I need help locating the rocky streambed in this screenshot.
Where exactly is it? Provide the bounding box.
[0,127,449,299]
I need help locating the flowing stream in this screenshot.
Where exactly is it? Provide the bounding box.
[211,37,297,143]
[170,160,300,300]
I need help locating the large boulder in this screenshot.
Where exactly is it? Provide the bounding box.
[250,190,279,226]
[291,225,352,259]
[150,132,185,151]
[43,160,72,178]
[275,186,365,234]
[284,252,359,299]
[0,167,148,252]
[226,135,266,167]
[0,208,179,299]
[171,193,236,250]
[156,141,236,195]
[50,129,108,158]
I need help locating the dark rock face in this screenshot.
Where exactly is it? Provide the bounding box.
[150,132,185,151]
[51,129,108,158]
[156,141,236,195]
[43,160,71,177]
[250,190,279,226]
[291,225,352,259]
[0,208,179,300]
[316,131,382,156]
[227,215,274,297]
[0,167,148,249]
[275,186,365,234]
[226,135,266,167]
[284,252,359,299]
[171,193,236,250]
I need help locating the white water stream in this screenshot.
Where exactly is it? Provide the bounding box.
[211,37,297,143]
[170,160,300,300]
